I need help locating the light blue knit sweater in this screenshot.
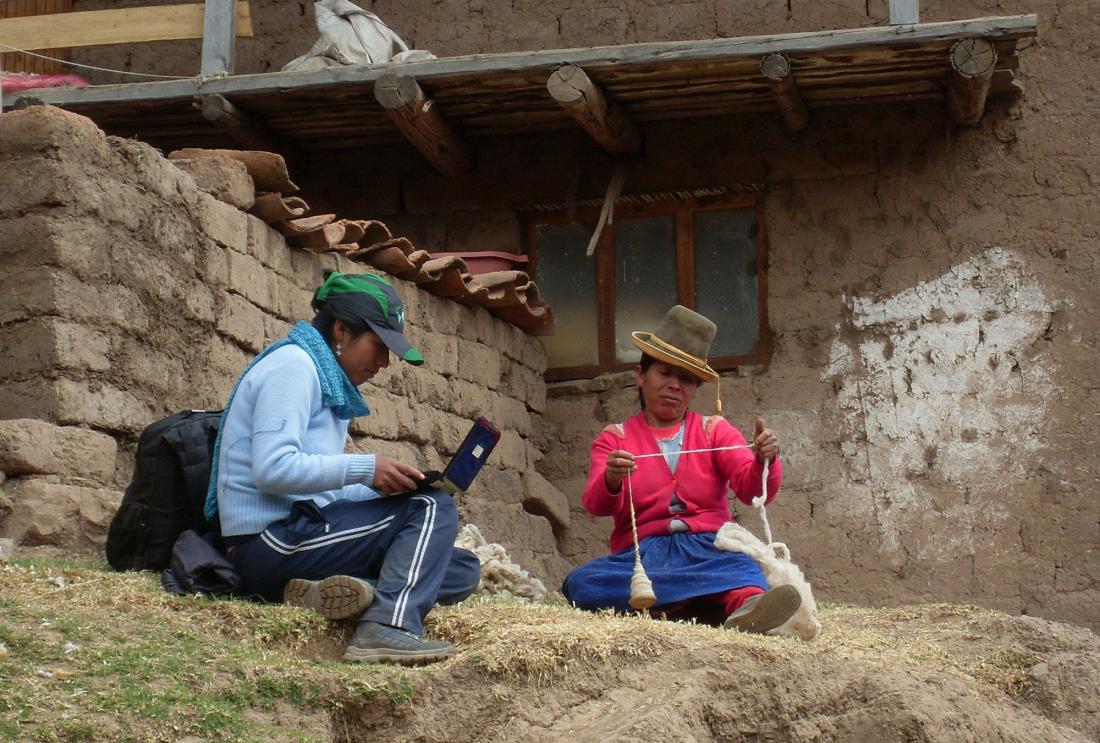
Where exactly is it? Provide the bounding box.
[215,344,380,537]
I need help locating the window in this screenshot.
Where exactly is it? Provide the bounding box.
[525,193,769,381]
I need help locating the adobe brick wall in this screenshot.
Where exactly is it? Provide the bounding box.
[0,106,570,583]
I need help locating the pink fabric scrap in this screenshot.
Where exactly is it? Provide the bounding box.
[1,73,89,92]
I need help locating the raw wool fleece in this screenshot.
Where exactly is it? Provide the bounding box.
[455,524,548,602]
[715,521,821,640]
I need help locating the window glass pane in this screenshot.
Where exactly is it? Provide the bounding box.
[534,222,599,367]
[613,215,678,363]
[693,208,759,356]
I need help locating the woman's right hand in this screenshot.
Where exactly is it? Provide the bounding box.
[372,455,424,495]
[604,449,637,493]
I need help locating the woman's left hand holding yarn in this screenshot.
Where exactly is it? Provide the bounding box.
[753,418,779,463]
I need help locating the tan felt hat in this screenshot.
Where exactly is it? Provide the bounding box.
[631,305,719,383]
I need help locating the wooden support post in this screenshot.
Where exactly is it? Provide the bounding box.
[947,38,997,126]
[546,64,642,157]
[201,0,238,76]
[760,53,809,132]
[374,72,473,177]
[889,0,919,25]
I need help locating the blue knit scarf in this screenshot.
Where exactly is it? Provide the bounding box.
[203,321,370,521]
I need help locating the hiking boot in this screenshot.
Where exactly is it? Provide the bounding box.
[343,621,454,665]
[283,575,374,621]
[723,584,801,634]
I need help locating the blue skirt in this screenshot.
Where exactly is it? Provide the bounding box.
[562,531,769,613]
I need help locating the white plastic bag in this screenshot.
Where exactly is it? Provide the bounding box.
[283,0,436,72]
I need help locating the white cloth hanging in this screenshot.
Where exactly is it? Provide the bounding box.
[283,0,436,72]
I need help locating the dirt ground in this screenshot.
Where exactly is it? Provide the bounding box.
[344,603,1100,742]
[5,554,1096,743]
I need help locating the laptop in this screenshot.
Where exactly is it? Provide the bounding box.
[406,417,501,495]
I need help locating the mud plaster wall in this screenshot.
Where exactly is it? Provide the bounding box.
[533,4,1095,629]
[66,1,1100,628]
[0,107,574,582]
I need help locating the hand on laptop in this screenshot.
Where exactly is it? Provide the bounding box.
[372,456,426,495]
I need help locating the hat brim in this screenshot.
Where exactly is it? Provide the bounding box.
[632,331,718,382]
[368,321,424,365]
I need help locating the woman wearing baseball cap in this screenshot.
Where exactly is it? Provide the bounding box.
[562,305,800,633]
[207,270,478,664]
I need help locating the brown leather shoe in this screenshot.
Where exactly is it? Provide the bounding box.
[283,575,374,621]
[723,584,801,634]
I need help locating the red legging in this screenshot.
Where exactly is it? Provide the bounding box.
[651,585,764,621]
[718,586,765,616]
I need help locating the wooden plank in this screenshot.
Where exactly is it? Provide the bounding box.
[890,0,919,25]
[1,0,71,74]
[675,206,694,308]
[546,64,642,157]
[596,222,615,369]
[595,52,1010,94]
[200,0,237,77]
[0,1,252,52]
[6,14,1035,108]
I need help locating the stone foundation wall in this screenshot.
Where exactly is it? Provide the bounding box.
[0,106,569,583]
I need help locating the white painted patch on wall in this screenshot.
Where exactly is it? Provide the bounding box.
[822,247,1055,563]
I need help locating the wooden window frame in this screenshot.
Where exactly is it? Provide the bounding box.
[523,192,771,382]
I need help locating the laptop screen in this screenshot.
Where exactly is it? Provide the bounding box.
[443,417,501,492]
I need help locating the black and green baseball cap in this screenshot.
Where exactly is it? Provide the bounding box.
[312,272,424,365]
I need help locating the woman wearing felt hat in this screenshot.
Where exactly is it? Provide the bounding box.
[562,305,801,632]
[206,271,480,664]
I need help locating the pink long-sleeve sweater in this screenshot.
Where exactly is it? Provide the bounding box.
[582,410,783,554]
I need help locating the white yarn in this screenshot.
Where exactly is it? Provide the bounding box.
[630,440,821,639]
[455,524,547,602]
[714,520,821,640]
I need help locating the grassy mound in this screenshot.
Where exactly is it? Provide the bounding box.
[0,557,1088,742]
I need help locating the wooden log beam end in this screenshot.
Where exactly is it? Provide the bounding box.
[947,38,998,126]
[374,73,473,177]
[375,73,424,110]
[193,94,304,170]
[546,63,642,157]
[760,53,809,132]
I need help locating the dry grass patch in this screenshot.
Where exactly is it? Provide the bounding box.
[427,598,1040,697]
[1,558,1045,741]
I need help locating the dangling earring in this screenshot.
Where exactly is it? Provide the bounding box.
[335,342,342,357]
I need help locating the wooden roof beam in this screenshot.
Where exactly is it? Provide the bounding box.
[374,73,473,177]
[5,15,1037,109]
[947,38,998,125]
[194,93,305,173]
[546,64,642,157]
[760,53,809,132]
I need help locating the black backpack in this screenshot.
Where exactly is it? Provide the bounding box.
[106,410,223,572]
